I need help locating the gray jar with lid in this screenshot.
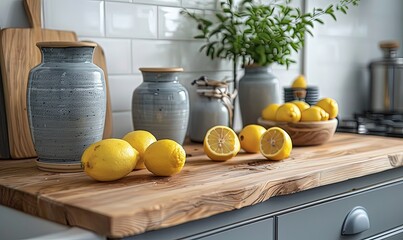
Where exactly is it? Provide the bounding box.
[369,41,403,113]
[189,77,234,142]
[27,41,106,171]
[132,68,189,144]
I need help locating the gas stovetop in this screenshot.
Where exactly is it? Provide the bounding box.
[337,112,403,138]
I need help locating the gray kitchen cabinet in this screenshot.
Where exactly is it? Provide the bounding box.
[199,218,273,240]
[277,180,403,240]
[128,168,403,240]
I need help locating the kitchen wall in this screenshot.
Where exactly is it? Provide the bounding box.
[1,0,402,136]
[306,0,403,119]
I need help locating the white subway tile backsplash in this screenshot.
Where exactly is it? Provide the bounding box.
[84,38,132,74]
[106,2,157,39]
[109,75,142,112]
[132,39,181,72]
[131,39,232,73]
[43,0,104,37]
[112,111,133,138]
[182,0,217,10]
[158,7,202,40]
[133,0,180,7]
[30,0,402,135]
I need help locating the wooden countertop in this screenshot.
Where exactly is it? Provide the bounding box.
[1,133,403,238]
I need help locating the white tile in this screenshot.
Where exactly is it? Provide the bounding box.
[133,0,180,7]
[106,0,131,2]
[106,2,157,38]
[132,39,181,72]
[109,75,142,112]
[0,0,30,28]
[182,0,216,10]
[82,38,132,74]
[43,0,104,37]
[158,7,202,40]
[131,39,232,73]
[112,111,133,138]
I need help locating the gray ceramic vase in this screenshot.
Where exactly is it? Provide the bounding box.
[132,68,189,144]
[239,65,281,127]
[27,42,106,165]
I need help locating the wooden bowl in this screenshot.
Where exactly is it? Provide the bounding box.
[257,118,338,146]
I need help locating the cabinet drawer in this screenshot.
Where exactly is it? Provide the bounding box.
[200,218,273,240]
[277,181,403,240]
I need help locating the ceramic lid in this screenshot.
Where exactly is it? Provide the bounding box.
[36,41,97,48]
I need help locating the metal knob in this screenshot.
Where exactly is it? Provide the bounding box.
[341,206,370,235]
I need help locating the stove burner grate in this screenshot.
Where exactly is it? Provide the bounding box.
[337,112,403,138]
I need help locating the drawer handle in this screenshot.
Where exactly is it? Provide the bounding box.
[341,206,370,235]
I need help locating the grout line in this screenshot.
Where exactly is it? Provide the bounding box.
[130,40,134,74]
[103,0,107,37]
[41,0,45,28]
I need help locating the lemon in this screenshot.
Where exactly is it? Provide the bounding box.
[315,98,339,119]
[81,139,139,181]
[261,103,280,121]
[260,127,292,160]
[291,75,307,89]
[122,130,156,170]
[292,101,310,112]
[144,139,186,176]
[301,106,329,121]
[203,126,240,161]
[275,103,301,122]
[239,124,266,153]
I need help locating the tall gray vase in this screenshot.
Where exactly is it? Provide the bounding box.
[27,42,106,171]
[131,68,189,144]
[238,65,281,127]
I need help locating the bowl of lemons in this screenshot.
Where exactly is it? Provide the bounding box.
[257,98,338,146]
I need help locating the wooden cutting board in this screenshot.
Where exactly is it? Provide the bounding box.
[1,133,403,238]
[0,0,112,159]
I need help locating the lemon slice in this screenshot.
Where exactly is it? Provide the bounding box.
[260,127,292,160]
[203,126,240,161]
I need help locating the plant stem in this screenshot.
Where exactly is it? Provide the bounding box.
[233,57,238,91]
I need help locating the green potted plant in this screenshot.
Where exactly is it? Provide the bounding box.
[182,0,359,126]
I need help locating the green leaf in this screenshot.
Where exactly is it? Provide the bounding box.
[215,13,227,22]
[194,35,206,39]
[329,12,337,21]
[314,18,324,24]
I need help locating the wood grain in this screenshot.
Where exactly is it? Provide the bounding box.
[0,70,9,159]
[0,0,112,159]
[1,133,403,238]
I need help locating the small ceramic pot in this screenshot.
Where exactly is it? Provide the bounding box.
[188,77,233,142]
[131,68,189,144]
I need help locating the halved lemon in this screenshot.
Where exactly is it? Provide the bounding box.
[260,127,292,161]
[203,126,240,161]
